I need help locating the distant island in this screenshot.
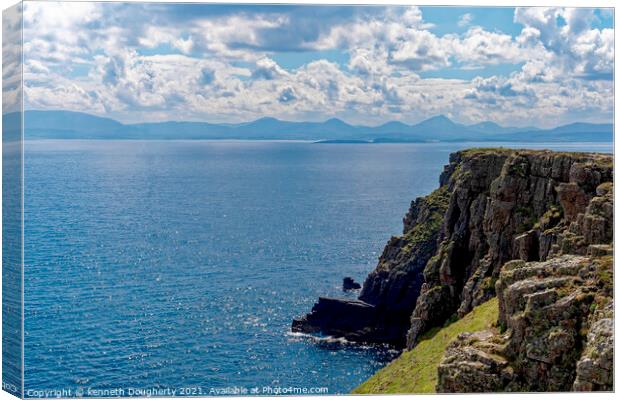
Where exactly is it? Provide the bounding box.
[9,110,613,143]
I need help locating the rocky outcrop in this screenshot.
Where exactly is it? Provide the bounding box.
[573,312,614,391]
[293,149,613,358]
[292,183,450,346]
[291,297,379,341]
[436,254,613,392]
[407,149,613,347]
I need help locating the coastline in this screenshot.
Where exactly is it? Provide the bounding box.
[294,148,614,393]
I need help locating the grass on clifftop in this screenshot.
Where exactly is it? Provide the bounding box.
[352,297,499,394]
[458,147,613,160]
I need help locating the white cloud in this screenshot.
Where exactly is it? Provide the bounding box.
[20,4,614,126]
[455,27,527,67]
[252,57,288,80]
[3,3,23,113]
[514,7,614,79]
[390,30,454,71]
[458,13,474,28]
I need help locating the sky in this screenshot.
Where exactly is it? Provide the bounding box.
[20,2,614,127]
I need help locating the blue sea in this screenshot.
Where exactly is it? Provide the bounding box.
[23,140,612,396]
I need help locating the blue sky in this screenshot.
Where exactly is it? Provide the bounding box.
[22,2,614,127]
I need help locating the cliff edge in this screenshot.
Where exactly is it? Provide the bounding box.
[293,148,613,392]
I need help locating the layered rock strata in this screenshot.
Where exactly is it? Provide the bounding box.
[407,149,612,347]
[436,254,613,392]
[292,149,613,361]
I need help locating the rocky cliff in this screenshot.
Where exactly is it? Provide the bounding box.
[437,254,612,392]
[408,148,612,348]
[293,148,613,390]
[292,177,450,347]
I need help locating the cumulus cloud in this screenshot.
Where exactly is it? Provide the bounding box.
[251,57,288,80]
[514,7,614,80]
[3,3,23,113]
[458,13,474,27]
[21,3,613,126]
[465,75,534,104]
[314,7,453,72]
[390,30,453,71]
[455,27,527,66]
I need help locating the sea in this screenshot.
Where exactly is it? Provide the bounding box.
[23,140,612,396]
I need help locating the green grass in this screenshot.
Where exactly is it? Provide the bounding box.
[458,148,613,163]
[352,297,499,394]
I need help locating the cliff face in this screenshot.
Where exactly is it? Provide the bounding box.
[434,152,613,392]
[292,149,613,385]
[407,149,613,348]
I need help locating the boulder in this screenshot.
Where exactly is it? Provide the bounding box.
[292,297,380,342]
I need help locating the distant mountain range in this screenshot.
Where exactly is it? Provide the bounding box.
[9,110,614,142]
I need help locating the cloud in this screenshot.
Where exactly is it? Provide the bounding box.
[458,13,474,27]
[455,27,527,66]
[251,57,288,80]
[3,3,23,113]
[21,3,613,127]
[514,7,614,79]
[390,30,453,71]
[466,75,534,102]
[314,6,451,72]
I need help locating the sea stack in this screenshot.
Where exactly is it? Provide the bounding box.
[343,277,361,291]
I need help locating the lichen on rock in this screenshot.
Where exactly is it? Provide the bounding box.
[436,254,613,392]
